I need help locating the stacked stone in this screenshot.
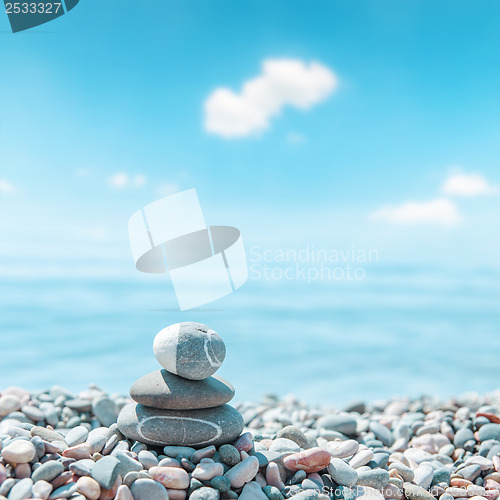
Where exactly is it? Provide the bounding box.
[117,322,244,448]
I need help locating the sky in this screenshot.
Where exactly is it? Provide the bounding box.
[1,0,500,276]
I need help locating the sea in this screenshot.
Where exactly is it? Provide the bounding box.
[1,264,499,407]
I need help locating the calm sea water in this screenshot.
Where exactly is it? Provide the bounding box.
[1,265,499,406]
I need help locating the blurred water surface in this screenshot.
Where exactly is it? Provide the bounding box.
[1,265,499,406]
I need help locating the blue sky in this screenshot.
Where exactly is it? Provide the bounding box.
[1,0,499,275]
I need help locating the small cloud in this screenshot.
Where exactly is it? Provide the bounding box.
[287,133,306,144]
[0,179,15,193]
[442,172,499,197]
[371,198,461,227]
[109,172,147,189]
[204,59,338,138]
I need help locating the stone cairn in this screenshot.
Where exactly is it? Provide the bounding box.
[117,322,244,448]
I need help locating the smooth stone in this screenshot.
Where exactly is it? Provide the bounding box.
[21,405,44,422]
[0,395,21,416]
[269,438,300,453]
[163,446,196,459]
[130,370,234,410]
[479,425,500,442]
[193,462,225,481]
[356,469,390,489]
[117,403,243,447]
[92,397,119,427]
[349,450,374,468]
[189,486,220,500]
[414,466,434,490]
[30,426,65,443]
[70,459,95,476]
[191,446,216,464]
[153,322,226,380]
[233,432,254,452]
[369,422,394,447]
[91,456,120,490]
[32,460,64,482]
[49,482,78,499]
[315,415,357,435]
[115,485,134,500]
[283,448,331,473]
[1,440,36,463]
[32,480,53,500]
[149,466,190,489]
[276,426,312,450]
[130,478,169,500]
[403,483,435,500]
[76,476,101,500]
[7,478,33,500]
[459,465,482,481]
[240,481,268,500]
[219,445,241,466]
[115,451,143,476]
[455,428,475,448]
[87,428,107,453]
[225,456,260,488]
[327,458,358,487]
[389,463,414,482]
[65,426,89,447]
[138,450,158,469]
[211,476,231,493]
[263,485,285,500]
[327,440,359,458]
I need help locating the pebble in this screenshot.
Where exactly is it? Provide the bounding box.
[327,458,358,487]
[369,422,395,447]
[404,483,436,500]
[269,438,300,453]
[65,426,89,447]
[192,462,224,481]
[233,432,254,452]
[276,426,311,449]
[315,414,357,435]
[115,484,134,500]
[130,370,235,410]
[138,450,158,469]
[149,466,190,489]
[117,403,244,447]
[189,486,221,500]
[478,425,500,442]
[8,478,33,500]
[414,466,434,490]
[32,480,53,500]
[1,440,36,463]
[225,456,260,488]
[153,322,226,380]
[92,397,119,427]
[32,460,64,482]
[283,447,331,473]
[219,444,241,466]
[327,439,359,458]
[91,455,120,490]
[357,469,390,489]
[130,478,169,500]
[240,481,268,500]
[0,395,21,416]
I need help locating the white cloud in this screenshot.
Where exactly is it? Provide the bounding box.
[204,59,338,138]
[109,172,147,189]
[371,198,461,227]
[442,173,499,197]
[0,180,15,193]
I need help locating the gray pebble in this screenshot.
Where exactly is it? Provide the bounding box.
[190,486,221,500]
[91,455,120,489]
[130,478,169,500]
[31,460,64,482]
[219,444,241,466]
[65,426,89,447]
[327,458,358,487]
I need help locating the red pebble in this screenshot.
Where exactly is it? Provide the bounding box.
[283,447,332,473]
[233,432,254,452]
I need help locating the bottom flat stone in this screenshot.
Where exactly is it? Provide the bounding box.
[117,403,244,448]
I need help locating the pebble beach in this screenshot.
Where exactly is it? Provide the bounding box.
[2,385,500,500]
